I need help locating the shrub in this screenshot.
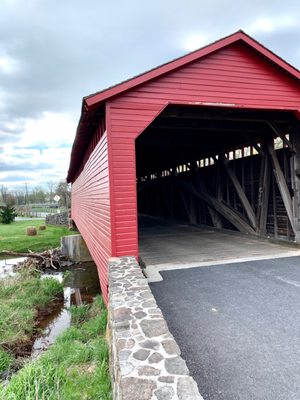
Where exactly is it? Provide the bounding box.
[0,205,17,224]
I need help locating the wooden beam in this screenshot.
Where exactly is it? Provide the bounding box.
[266,141,296,233]
[272,175,278,239]
[221,156,257,229]
[194,159,222,229]
[179,190,190,220]
[290,125,300,242]
[161,107,294,124]
[138,180,155,193]
[208,206,222,228]
[213,160,223,229]
[240,132,264,155]
[189,192,197,224]
[267,122,294,151]
[176,179,257,235]
[161,184,172,218]
[256,146,271,235]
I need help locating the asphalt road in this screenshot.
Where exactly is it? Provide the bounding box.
[150,256,300,400]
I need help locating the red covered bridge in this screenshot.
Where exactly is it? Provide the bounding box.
[67,30,300,302]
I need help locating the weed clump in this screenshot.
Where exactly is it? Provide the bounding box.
[0,348,13,375]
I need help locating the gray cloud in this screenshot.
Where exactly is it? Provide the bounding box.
[1,0,299,119]
[0,161,52,172]
[0,174,35,183]
[0,0,300,184]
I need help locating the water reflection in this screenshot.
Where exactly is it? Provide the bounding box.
[32,262,101,356]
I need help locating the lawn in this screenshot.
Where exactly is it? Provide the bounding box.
[0,220,74,258]
[0,296,112,400]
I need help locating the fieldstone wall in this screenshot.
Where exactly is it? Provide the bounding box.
[108,256,203,400]
[46,211,69,226]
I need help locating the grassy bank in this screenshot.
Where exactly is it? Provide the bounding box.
[0,297,111,400]
[0,220,73,258]
[0,268,63,374]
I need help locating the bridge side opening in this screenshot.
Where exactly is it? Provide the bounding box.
[135,105,300,263]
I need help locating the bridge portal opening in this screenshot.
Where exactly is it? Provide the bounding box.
[136,105,299,262]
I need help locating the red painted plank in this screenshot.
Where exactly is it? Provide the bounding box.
[71,132,112,303]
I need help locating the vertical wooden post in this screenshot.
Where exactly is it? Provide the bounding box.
[256,142,271,236]
[267,139,296,235]
[272,175,278,239]
[290,124,300,242]
[221,155,256,229]
[189,194,197,224]
[283,150,291,240]
[170,180,174,220]
[250,160,255,208]
[212,160,223,228]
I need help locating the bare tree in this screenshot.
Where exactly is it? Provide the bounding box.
[47,181,55,203]
[55,180,71,209]
[0,185,8,205]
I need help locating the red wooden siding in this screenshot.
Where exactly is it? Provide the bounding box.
[118,43,300,109]
[108,42,300,258]
[71,131,111,303]
[108,103,164,257]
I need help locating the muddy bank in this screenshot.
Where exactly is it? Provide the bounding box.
[0,260,101,380]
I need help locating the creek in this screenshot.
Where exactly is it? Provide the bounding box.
[0,259,100,359]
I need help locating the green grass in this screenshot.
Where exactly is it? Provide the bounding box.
[0,297,112,400]
[0,268,63,374]
[0,220,74,259]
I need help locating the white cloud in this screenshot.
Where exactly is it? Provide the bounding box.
[0,112,75,188]
[20,112,76,148]
[0,144,71,187]
[182,33,210,52]
[0,54,18,74]
[248,15,297,34]
[42,147,71,176]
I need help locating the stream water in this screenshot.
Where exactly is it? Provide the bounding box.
[0,259,101,359]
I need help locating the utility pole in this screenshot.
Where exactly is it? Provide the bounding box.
[24,183,28,205]
[24,182,29,216]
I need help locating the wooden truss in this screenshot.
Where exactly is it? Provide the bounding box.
[138,126,300,242]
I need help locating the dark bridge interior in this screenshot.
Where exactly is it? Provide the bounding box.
[136,105,300,242]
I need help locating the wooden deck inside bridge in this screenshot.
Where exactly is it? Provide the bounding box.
[138,216,300,282]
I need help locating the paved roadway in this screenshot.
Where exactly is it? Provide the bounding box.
[150,257,300,400]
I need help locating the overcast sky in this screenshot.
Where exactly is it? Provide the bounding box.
[1,0,300,190]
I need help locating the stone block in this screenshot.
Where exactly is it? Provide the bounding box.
[121,377,157,400]
[162,340,181,356]
[148,352,163,364]
[140,319,168,338]
[177,377,203,400]
[165,357,189,375]
[138,366,161,376]
[154,386,175,400]
[140,339,160,350]
[133,349,150,361]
